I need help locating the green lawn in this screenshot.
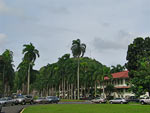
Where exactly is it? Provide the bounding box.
[60,99,85,102]
[23,104,150,113]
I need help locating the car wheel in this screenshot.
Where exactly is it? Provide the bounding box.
[11,103,14,106]
[141,101,145,105]
[3,103,6,107]
[30,101,33,105]
[22,101,26,105]
[121,102,123,104]
[99,101,102,104]
[110,101,113,104]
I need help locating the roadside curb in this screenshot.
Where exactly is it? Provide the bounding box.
[20,108,25,113]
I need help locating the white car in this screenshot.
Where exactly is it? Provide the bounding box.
[91,97,106,104]
[109,98,128,104]
[140,97,150,105]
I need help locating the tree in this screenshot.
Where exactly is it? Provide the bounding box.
[130,57,150,97]
[126,37,150,97]
[20,43,39,95]
[110,64,125,73]
[98,65,111,98]
[105,84,115,98]
[71,39,86,99]
[1,50,14,96]
[126,37,145,78]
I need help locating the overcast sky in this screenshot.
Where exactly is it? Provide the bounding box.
[0,0,150,70]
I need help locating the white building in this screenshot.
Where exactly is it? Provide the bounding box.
[99,71,134,98]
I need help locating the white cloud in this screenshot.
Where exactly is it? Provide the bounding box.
[92,30,135,52]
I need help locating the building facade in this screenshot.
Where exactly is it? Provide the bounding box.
[99,71,135,98]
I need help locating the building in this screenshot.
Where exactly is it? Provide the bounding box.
[99,71,134,98]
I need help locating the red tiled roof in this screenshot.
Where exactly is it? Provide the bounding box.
[104,71,129,80]
[115,86,130,89]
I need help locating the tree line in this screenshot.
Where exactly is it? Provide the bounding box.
[3,38,147,99]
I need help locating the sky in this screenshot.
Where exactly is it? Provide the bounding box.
[0,0,150,70]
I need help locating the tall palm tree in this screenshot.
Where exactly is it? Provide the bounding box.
[1,50,14,96]
[98,65,111,98]
[22,43,39,95]
[71,39,86,99]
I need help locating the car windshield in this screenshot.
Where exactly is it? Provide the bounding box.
[26,96,32,98]
[0,98,6,101]
[47,96,53,99]
[17,95,24,98]
[38,97,44,99]
[115,98,121,100]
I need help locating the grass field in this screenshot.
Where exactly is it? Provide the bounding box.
[23,104,150,113]
[60,99,85,102]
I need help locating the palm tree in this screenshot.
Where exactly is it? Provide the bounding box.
[1,49,14,96]
[98,65,111,98]
[71,39,86,99]
[22,43,39,95]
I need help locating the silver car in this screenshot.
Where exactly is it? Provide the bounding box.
[34,97,49,104]
[91,97,106,104]
[14,95,26,105]
[0,98,8,106]
[109,98,128,104]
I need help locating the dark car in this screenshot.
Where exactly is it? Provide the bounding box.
[46,96,60,104]
[0,104,2,112]
[126,96,139,103]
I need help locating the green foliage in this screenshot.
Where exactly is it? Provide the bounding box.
[110,64,125,73]
[16,43,39,94]
[0,49,15,95]
[126,37,150,97]
[71,39,86,58]
[105,84,115,97]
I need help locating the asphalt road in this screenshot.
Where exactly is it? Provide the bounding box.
[1,105,29,113]
[1,101,92,113]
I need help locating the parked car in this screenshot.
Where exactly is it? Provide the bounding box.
[5,97,15,106]
[0,104,2,112]
[0,98,8,106]
[24,95,34,104]
[91,97,106,104]
[140,97,150,105]
[126,96,139,103]
[14,95,26,105]
[34,97,49,104]
[46,96,60,104]
[109,98,128,104]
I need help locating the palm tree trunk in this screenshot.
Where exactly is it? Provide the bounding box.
[3,65,5,97]
[102,81,105,98]
[95,81,97,97]
[77,57,80,100]
[59,84,61,98]
[71,84,73,99]
[27,63,30,95]
[64,78,65,98]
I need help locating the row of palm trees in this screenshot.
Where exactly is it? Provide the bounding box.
[33,56,111,99]
[0,39,125,99]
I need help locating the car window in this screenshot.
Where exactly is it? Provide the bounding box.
[17,95,24,98]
